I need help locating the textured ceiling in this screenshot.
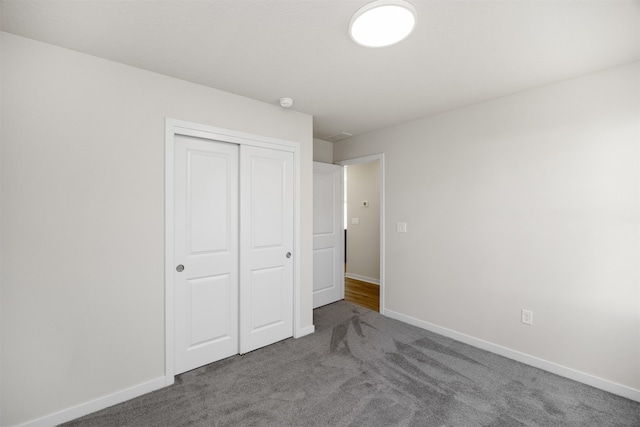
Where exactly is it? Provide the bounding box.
[1,0,638,140]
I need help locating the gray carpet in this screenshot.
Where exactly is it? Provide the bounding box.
[64,301,640,426]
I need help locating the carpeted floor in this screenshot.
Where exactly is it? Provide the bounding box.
[63,301,640,426]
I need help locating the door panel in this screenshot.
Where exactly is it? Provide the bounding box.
[250,267,285,329]
[251,158,286,248]
[187,274,232,345]
[313,248,335,292]
[313,162,344,308]
[188,154,233,254]
[174,135,239,374]
[240,146,294,353]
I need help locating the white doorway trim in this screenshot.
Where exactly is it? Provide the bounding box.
[336,153,386,314]
[165,118,302,384]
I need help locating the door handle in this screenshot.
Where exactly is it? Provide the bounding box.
[286,252,292,259]
[176,264,184,272]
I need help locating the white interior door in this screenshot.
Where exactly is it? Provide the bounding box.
[174,135,239,375]
[313,162,344,308]
[240,145,294,354]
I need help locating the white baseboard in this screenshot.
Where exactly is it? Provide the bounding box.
[345,273,379,285]
[16,311,638,427]
[14,324,314,427]
[295,324,315,338]
[383,309,640,403]
[18,376,168,427]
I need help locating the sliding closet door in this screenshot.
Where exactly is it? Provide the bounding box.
[240,145,294,354]
[173,135,239,375]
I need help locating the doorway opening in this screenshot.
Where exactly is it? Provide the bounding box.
[338,154,385,313]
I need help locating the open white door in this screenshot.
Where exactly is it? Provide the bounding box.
[240,145,294,354]
[174,135,239,375]
[312,162,344,308]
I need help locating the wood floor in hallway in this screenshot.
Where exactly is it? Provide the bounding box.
[344,277,379,312]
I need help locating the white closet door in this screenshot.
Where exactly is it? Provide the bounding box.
[313,162,344,308]
[240,145,294,354]
[174,135,239,375]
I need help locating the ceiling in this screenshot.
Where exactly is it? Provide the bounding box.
[1,0,638,140]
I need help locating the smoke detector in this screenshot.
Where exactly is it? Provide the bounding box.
[279,98,294,108]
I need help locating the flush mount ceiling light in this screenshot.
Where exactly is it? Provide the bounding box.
[349,0,417,48]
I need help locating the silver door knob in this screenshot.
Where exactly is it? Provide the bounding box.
[286,252,292,259]
[176,264,184,272]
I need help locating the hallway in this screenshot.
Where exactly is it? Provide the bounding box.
[344,277,379,312]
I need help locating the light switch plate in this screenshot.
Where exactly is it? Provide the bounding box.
[397,222,407,233]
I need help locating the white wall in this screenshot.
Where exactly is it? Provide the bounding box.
[334,63,640,395]
[313,138,333,163]
[346,161,380,283]
[0,33,314,426]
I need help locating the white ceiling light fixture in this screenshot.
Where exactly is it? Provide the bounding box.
[349,0,417,48]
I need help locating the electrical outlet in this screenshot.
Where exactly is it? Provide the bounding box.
[521,309,533,325]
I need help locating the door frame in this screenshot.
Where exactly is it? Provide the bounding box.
[164,118,301,384]
[336,154,386,314]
